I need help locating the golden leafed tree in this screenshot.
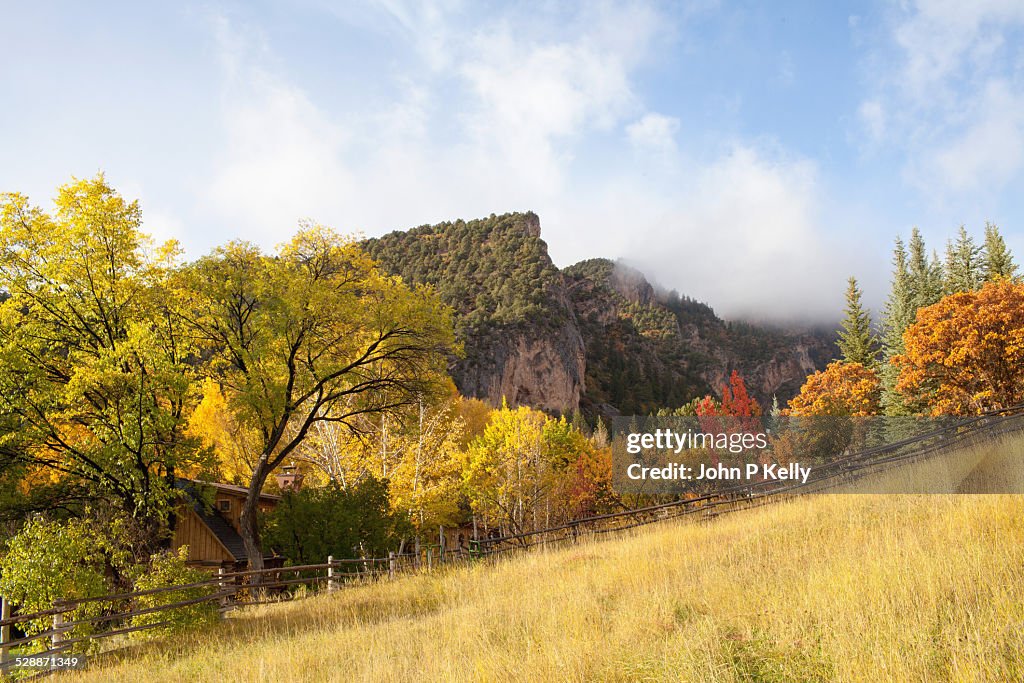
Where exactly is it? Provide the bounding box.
[460,402,549,538]
[894,279,1024,415]
[786,361,880,416]
[173,226,456,569]
[185,379,262,485]
[0,177,209,549]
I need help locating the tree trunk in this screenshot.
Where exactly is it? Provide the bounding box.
[240,461,271,578]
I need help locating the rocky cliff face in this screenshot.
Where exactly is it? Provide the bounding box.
[451,255,586,413]
[364,214,833,418]
[562,258,834,416]
[700,339,823,408]
[457,319,585,412]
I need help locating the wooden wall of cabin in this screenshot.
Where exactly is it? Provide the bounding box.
[172,507,234,566]
[211,493,277,533]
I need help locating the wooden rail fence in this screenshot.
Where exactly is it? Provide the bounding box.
[2,404,1022,677]
[0,550,477,679]
[470,405,1024,556]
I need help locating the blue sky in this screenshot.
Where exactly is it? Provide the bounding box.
[2,1,1023,320]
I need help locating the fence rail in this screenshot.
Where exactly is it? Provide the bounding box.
[0,550,479,679]
[2,404,1023,678]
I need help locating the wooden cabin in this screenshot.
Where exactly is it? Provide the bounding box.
[172,479,285,569]
[439,522,483,555]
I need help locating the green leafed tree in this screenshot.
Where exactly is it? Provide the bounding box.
[261,477,408,566]
[836,276,879,367]
[0,177,209,550]
[127,547,219,638]
[983,222,1018,283]
[0,517,111,642]
[173,227,456,571]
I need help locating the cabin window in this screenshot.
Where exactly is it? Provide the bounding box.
[217,499,231,513]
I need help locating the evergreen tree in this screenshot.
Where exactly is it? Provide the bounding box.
[570,409,589,436]
[928,250,946,303]
[907,227,943,310]
[836,276,879,367]
[943,225,983,294]
[983,222,1018,282]
[880,238,913,415]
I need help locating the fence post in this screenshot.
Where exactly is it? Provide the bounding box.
[1,595,10,664]
[217,567,229,613]
[51,604,64,656]
[327,556,337,593]
[439,525,445,564]
[388,551,396,580]
[426,547,433,571]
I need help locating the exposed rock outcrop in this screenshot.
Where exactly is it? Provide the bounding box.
[456,320,585,413]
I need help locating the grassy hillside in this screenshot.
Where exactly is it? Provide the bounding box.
[64,461,1024,682]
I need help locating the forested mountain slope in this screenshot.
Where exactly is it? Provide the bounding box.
[364,212,832,418]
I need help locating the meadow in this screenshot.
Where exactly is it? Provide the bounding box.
[63,435,1024,682]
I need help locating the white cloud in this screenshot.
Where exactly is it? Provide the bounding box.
[859,1,1024,196]
[926,80,1024,192]
[454,3,662,194]
[208,76,357,249]
[364,0,463,72]
[203,3,665,239]
[626,113,680,155]
[199,3,847,320]
[891,0,1024,100]
[202,17,357,249]
[619,145,852,320]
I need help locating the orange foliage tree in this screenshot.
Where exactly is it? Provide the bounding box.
[894,279,1024,415]
[693,371,762,466]
[785,361,880,416]
[695,371,762,418]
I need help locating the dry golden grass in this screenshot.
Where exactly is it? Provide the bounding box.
[64,436,1024,682]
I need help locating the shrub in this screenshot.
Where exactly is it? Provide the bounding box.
[262,477,409,566]
[0,517,110,646]
[128,547,219,639]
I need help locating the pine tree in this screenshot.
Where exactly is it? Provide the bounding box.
[928,249,945,303]
[907,227,943,310]
[983,222,1018,282]
[943,225,982,294]
[880,238,913,415]
[836,276,879,367]
[569,409,588,436]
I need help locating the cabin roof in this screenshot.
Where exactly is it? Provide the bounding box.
[191,497,249,562]
[197,480,282,502]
